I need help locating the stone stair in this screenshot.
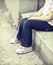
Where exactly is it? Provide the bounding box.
[33,31,53,65]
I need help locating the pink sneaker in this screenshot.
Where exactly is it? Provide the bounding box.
[16,46,32,54]
[10,38,21,44]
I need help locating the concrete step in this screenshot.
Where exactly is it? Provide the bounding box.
[33,31,53,65]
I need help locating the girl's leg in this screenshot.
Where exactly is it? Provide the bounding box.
[10,18,27,44]
[21,20,53,47]
[16,20,53,54]
[16,18,27,40]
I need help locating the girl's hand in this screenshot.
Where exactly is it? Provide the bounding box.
[28,16,38,20]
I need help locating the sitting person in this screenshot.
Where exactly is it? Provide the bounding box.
[10,0,53,54]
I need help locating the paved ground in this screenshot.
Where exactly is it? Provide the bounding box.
[0,10,43,65]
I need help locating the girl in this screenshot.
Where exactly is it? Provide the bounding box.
[10,0,53,54]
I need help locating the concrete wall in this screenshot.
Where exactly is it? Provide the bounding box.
[5,0,38,27]
[5,0,20,24]
[19,0,38,13]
